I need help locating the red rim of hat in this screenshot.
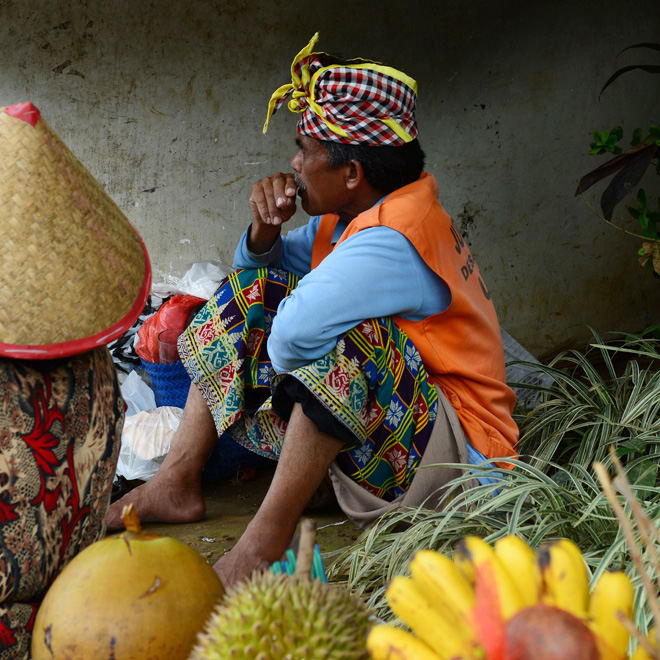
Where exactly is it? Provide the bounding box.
[0,239,151,360]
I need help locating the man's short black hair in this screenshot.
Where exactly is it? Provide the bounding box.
[322,139,426,196]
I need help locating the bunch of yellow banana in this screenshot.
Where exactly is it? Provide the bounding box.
[367,547,484,660]
[630,627,658,660]
[367,534,641,660]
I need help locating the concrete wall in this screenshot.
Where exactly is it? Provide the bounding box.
[1,0,658,357]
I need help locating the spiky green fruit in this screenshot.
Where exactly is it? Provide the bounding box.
[190,571,372,660]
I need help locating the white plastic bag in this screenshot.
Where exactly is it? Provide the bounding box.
[115,406,183,481]
[151,261,233,300]
[120,370,156,417]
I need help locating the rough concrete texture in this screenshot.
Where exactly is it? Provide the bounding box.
[1,0,659,357]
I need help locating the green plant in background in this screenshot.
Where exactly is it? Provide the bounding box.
[328,332,660,630]
[575,43,660,275]
[514,330,660,487]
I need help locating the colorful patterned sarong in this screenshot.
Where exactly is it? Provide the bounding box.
[0,347,123,659]
[178,268,438,502]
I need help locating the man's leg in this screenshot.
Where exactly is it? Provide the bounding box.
[106,384,218,530]
[212,402,343,588]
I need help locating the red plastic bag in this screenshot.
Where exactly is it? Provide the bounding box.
[136,295,205,363]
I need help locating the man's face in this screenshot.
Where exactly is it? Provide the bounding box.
[290,133,350,217]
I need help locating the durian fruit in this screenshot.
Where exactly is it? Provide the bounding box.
[190,521,372,660]
[191,571,371,660]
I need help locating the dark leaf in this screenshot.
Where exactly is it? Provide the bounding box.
[632,128,643,146]
[616,42,660,57]
[575,147,648,195]
[599,65,660,98]
[601,146,657,219]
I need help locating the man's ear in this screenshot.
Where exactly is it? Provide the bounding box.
[344,159,363,190]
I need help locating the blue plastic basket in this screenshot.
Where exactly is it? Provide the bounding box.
[140,359,271,480]
[140,358,191,408]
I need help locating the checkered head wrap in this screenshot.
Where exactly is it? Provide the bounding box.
[263,33,418,146]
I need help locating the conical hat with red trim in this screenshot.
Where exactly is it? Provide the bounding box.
[0,102,151,359]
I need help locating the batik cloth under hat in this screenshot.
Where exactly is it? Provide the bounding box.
[178,267,439,501]
[0,347,123,658]
[263,32,418,146]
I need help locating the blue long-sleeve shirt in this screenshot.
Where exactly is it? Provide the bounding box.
[233,216,495,475]
[233,217,451,373]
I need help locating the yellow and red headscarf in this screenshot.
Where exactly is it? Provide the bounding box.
[263,33,418,147]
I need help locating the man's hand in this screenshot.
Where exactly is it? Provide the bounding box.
[247,173,298,254]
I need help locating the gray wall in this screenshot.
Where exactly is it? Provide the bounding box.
[2,0,658,357]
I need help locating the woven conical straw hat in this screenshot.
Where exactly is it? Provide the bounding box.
[0,102,151,359]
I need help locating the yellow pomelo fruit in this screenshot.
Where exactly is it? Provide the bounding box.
[31,505,224,660]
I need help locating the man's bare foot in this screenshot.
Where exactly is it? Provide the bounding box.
[212,518,295,589]
[106,474,206,531]
[213,543,271,590]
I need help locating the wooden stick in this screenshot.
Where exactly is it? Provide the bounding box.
[294,519,317,581]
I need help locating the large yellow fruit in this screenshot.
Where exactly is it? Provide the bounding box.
[31,505,225,660]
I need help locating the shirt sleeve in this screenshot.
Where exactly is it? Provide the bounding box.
[232,217,322,278]
[268,226,451,373]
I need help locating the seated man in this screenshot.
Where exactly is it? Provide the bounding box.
[108,33,519,588]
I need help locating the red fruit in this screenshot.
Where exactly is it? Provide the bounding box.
[504,604,599,660]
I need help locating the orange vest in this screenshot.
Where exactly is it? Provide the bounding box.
[311,173,519,462]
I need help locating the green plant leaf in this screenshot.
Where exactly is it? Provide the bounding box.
[627,459,658,486]
[632,128,643,146]
[637,188,648,209]
[616,436,645,455]
[639,324,660,338]
[589,128,624,155]
[610,126,624,142]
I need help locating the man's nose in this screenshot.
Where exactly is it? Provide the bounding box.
[290,150,302,172]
